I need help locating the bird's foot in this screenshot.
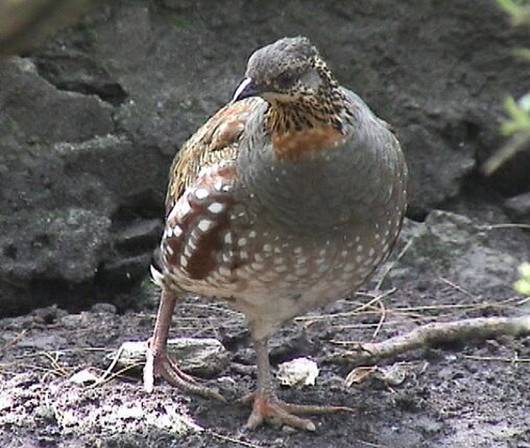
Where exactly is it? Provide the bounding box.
[240,392,353,431]
[143,338,225,401]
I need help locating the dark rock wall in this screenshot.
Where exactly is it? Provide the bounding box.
[1,0,529,315]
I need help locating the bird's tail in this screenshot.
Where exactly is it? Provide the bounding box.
[149,247,165,287]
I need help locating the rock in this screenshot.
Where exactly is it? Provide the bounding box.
[90,302,117,314]
[69,369,99,385]
[386,210,526,293]
[504,192,530,225]
[113,338,230,377]
[33,50,128,106]
[0,57,113,144]
[18,334,67,351]
[277,357,320,388]
[1,0,529,315]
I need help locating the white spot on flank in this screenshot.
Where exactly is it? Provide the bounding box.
[166,245,174,256]
[238,238,247,247]
[178,201,192,218]
[355,255,364,264]
[368,248,375,256]
[249,231,257,238]
[150,265,164,286]
[263,244,272,252]
[224,232,233,244]
[180,255,188,267]
[357,245,363,253]
[195,188,209,199]
[275,265,288,273]
[198,219,215,232]
[294,246,303,254]
[240,251,249,260]
[273,257,285,265]
[254,253,264,262]
[208,202,224,213]
[251,262,264,270]
[341,250,348,257]
[172,225,183,237]
[355,235,361,242]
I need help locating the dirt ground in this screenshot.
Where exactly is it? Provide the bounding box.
[1,275,528,448]
[1,2,529,447]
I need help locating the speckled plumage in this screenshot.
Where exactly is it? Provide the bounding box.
[146,36,408,431]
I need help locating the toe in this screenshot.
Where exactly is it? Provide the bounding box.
[144,345,225,401]
[244,394,317,431]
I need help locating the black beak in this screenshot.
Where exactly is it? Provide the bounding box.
[231,77,259,103]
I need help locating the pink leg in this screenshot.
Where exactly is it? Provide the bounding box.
[244,338,353,431]
[143,288,224,401]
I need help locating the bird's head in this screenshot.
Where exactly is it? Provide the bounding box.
[232,36,336,105]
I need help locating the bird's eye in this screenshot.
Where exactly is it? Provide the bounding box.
[277,72,296,89]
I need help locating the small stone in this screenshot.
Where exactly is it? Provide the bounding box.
[90,302,117,314]
[373,364,409,386]
[113,338,229,377]
[69,368,98,385]
[276,357,319,388]
[504,192,530,224]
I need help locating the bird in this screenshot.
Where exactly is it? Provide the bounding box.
[144,36,408,431]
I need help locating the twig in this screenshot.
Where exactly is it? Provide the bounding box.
[89,344,125,388]
[296,288,396,322]
[88,362,143,389]
[463,354,530,363]
[476,223,530,231]
[438,277,476,299]
[375,239,414,290]
[330,315,530,366]
[371,300,387,340]
[41,352,70,377]
[358,439,388,448]
[0,330,27,354]
[209,431,264,448]
[392,296,522,312]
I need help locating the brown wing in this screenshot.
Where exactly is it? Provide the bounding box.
[165,97,263,216]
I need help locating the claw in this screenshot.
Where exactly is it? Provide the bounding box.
[243,392,353,431]
[143,339,225,401]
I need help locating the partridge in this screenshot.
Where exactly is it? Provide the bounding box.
[144,36,408,431]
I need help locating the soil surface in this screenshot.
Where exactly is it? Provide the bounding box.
[1,262,529,448]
